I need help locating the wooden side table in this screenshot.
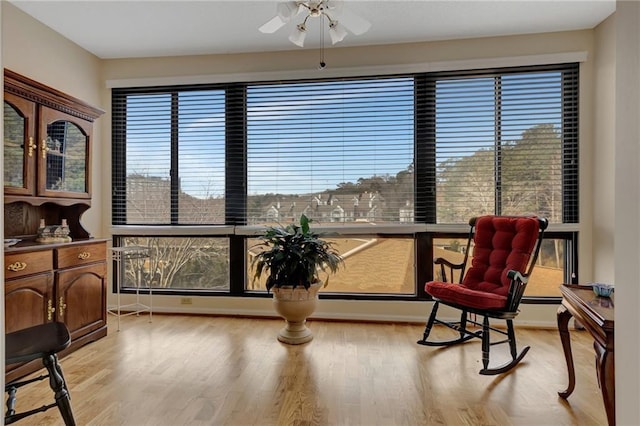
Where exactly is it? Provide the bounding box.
[557,284,614,426]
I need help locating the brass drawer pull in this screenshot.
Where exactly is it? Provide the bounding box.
[7,261,27,272]
[59,297,67,319]
[41,139,48,159]
[47,299,56,321]
[78,252,91,260]
[28,137,36,157]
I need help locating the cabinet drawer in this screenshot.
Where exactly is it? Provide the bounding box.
[56,242,106,269]
[5,250,53,279]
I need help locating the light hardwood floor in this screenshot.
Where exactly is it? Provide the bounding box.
[12,314,607,425]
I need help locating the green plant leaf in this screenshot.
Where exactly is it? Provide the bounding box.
[300,214,310,234]
[250,213,343,291]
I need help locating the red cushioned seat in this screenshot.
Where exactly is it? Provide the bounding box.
[425,216,540,310]
[417,215,547,375]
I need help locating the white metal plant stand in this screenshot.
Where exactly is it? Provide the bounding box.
[107,246,152,331]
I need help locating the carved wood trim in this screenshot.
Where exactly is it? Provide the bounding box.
[4,69,104,122]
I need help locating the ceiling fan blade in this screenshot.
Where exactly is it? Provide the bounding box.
[259,15,287,34]
[277,1,303,20]
[336,7,371,36]
[260,1,303,34]
[326,0,344,15]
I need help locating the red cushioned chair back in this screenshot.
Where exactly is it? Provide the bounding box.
[462,216,540,297]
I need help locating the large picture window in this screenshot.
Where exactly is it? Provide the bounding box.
[112,63,578,297]
[246,77,414,225]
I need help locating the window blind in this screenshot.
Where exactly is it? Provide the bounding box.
[112,88,226,225]
[112,64,578,228]
[429,64,579,224]
[246,77,415,226]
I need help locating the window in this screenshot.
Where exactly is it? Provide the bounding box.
[246,78,414,225]
[431,67,578,224]
[112,90,226,225]
[112,63,578,298]
[116,236,229,291]
[247,236,415,295]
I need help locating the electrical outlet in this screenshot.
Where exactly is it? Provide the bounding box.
[180,297,193,305]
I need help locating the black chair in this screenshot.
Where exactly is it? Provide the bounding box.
[417,215,548,375]
[5,322,76,425]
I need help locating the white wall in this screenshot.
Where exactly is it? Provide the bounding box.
[614,2,640,424]
[592,4,640,423]
[593,14,616,281]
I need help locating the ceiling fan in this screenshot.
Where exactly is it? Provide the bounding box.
[259,1,372,48]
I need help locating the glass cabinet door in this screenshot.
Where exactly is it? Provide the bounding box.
[3,93,36,195]
[38,106,92,198]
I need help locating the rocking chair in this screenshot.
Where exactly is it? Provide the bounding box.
[417,215,548,375]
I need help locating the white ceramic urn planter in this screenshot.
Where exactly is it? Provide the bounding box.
[271,282,321,344]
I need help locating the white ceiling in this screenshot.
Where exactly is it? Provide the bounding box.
[8,0,616,60]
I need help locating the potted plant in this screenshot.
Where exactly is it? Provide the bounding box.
[251,214,343,344]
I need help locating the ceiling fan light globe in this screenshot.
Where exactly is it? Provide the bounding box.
[329,21,348,44]
[289,24,307,47]
[260,0,368,50]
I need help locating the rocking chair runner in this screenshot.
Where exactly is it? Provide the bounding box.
[417,215,548,375]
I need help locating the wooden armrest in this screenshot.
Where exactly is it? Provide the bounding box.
[507,270,528,284]
[506,270,530,311]
[434,257,464,269]
[433,257,466,283]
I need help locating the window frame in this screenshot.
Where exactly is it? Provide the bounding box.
[111,63,579,302]
[417,63,579,224]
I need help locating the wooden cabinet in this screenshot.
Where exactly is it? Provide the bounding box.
[3,69,103,240]
[4,70,101,202]
[4,240,108,382]
[4,69,107,383]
